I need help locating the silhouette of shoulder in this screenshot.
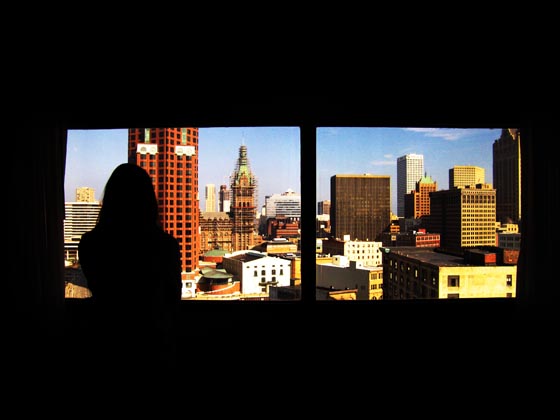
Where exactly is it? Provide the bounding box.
[79,225,181,307]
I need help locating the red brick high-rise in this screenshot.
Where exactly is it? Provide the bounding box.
[128,128,199,280]
[404,174,437,219]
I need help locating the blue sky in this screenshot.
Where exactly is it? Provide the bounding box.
[64,127,301,211]
[317,127,501,214]
[65,126,501,215]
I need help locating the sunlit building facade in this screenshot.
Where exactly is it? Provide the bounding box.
[230,145,258,251]
[397,154,424,217]
[382,247,516,299]
[427,183,496,252]
[449,165,485,188]
[128,127,200,279]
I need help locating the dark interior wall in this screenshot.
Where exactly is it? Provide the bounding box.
[9,99,558,378]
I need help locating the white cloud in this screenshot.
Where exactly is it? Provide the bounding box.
[403,127,473,141]
[370,160,395,166]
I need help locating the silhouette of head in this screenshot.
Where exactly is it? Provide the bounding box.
[97,163,160,229]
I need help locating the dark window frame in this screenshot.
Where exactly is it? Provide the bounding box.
[49,100,550,322]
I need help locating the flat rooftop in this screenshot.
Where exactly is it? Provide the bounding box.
[385,247,472,267]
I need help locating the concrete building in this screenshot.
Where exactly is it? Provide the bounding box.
[320,236,383,267]
[251,237,298,254]
[330,174,391,242]
[316,214,330,238]
[397,153,424,217]
[205,183,216,212]
[498,232,521,250]
[381,230,440,248]
[64,201,101,262]
[222,250,291,296]
[219,184,231,213]
[493,128,522,223]
[316,255,384,300]
[318,200,331,216]
[316,287,358,300]
[427,183,496,252]
[382,247,516,299]
[449,165,485,188]
[75,186,96,203]
[264,189,301,218]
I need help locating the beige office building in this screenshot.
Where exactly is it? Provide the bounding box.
[427,183,496,251]
[449,165,485,188]
[382,247,516,299]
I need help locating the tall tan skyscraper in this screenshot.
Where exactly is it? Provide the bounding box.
[330,174,391,242]
[427,183,496,251]
[128,127,200,279]
[449,165,485,188]
[230,144,258,251]
[493,128,521,223]
[205,183,216,212]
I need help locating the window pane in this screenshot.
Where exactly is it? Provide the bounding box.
[316,127,521,301]
[64,127,301,301]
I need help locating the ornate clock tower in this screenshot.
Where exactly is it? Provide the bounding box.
[230,144,258,251]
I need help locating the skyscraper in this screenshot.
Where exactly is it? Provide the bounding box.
[219,184,231,213]
[404,174,437,219]
[230,144,258,251]
[64,201,101,262]
[65,186,100,262]
[205,183,216,212]
[330,174,390,242]
[427,183,496,251]
[493,128,521,223]
[449,165,485,188]
[264,189,301,219]
[128,128,200,279]
[318,200,331,216]
[397,154,424,217]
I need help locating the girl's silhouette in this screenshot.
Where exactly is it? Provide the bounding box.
[79,163,182,370]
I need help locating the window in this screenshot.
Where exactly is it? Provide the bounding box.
[448,276,460,288]
[15,101,555,383]
[317,126,521,301]
[64,126,300,302]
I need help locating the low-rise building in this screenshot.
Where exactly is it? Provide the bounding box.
[222,250,291,295]
[316,255,383,300]
[382,247,516,299]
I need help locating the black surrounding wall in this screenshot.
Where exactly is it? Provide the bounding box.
[9,98,558,386]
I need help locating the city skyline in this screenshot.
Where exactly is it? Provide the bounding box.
[64,127,301,211]
[317,127,501,214]
[65,126,502,216]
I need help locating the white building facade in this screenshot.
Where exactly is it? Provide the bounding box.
[222,250,291,295]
